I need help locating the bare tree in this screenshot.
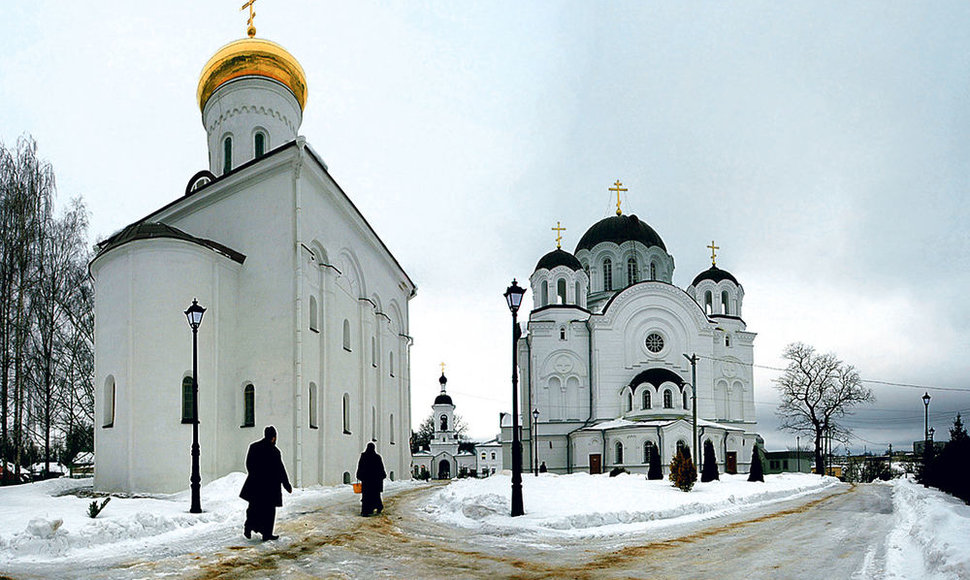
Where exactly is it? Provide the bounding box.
[774,342,873,476]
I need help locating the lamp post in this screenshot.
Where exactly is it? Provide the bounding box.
[922,392,931,446]
[683,353,698,467]
[796,435,800,472]
[504,280,526,517]
[184,298,206,514]
[532,408,540,476]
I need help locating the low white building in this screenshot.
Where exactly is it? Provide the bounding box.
[91,30,415,493]
[475,437,503,477]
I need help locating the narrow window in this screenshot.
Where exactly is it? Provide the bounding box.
[626,391,633,412]
[440,414,448,431]
[664,390,673,409]
[725,334,731,347]
[603,258,613,291]
[390,414,395,444]
[722,291,730,314]
[575,281,581,303]
[541,281,549,306]
[342,319,351,351]
[103,376,115,428]
[704,291,713,315]
[559,327,566,341]
[644,441,655,463]
[389,351,395,376]
[557,279,567,304]
[371,337,377,366]
[181,376,196,423]
[309,382,318,428]
[223,136,232,174]
[642,390,651,409]
[309,295,318,332]
[683,390,689,409]
[371,406,377,441]
[254,132,265,158]
[491,452,496,460]
[627,257,638,285]
[342,393,351,434]
[243,384,255,427]
[615,441,624,464]
[650,262,657,280]
[481,452,486,460]
[343,472,352,484]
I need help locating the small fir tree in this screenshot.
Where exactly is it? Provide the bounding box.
[748,445,764,482]
[647,445,663,480]
[669,446,697,492]
[701,439,720,482]
[87,497,110,518]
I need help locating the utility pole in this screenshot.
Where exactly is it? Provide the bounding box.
[683,353,698,468]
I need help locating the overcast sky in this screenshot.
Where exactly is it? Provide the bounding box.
[2,1,968,453]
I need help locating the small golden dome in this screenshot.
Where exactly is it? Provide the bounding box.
[197,37,308,112]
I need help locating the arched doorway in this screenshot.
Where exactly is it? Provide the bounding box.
[438,459,451,479]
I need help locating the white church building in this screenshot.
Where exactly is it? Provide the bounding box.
[511,194,762,476]
[411,373,477,479]
[90,28,415,493]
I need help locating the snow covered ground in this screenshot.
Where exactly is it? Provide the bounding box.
[1,472,968,579]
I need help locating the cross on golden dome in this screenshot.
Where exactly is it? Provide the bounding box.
[707,240,720,266]
[551,221,566,249]
[241,0,258,38]
[610,180,628,216]
[440,362,446,374]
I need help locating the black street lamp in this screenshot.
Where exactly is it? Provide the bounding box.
[532,408,540,477]
[185,298,206,514]
[922,392,931,445]
[504,279,526,517]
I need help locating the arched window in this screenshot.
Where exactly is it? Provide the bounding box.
[683,389,689,409]
[491,452,496,460]
[626,391,633,412]
[541,281,549,306]
[650,262,657,280]
[309,295,318,332]
[389,471,395,481]
[371,337,377,367]
[181,376,196,423]
[243,383,255,427]
[627,257,638,285]
[389,351,395,376]
[644,441,656,464]
[704,291,713,315]
[440,414,448,431]
[575,281,581,304]
[603,258,613,291]
[725,334,731,347]
[557,279,567,304]
[642,390,651,409]
[309,383,318,428]
[663,389,673,409]
[371,406,377,441]
[722,290,730,314]
[559,327,566,341]
[342,393,351,434]
[342,320,351,351]
[390,414,395,444]
[254,131,265,158]
[615,441,624,464]
[223,136,232,174]
[343,472,352,484]
[103,376,115,428]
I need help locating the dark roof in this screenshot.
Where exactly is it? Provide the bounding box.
[576,214,666,253]
[95,222,246,264]
[434,393,453,405]
[629,367,686,388]
[535,249,583,272]
[691,266,739,287]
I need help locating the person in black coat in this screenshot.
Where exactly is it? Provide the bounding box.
[240,426,292,540]
[355,442,386,516]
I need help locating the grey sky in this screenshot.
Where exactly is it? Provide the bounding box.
[2,1,968,452]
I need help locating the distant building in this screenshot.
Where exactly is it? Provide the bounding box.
[476,437,504,476]
[763,450,812,474]
[412,373,475,479]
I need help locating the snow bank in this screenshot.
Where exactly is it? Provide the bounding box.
[885,477,970,579]
[422,472,840,537]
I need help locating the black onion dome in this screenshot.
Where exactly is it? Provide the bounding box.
[534,248,583,272]
[691,266,739,287]
[434,393,453,405]
[575,214,667,253]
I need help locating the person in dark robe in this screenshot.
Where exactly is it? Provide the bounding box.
[240,425,292,540]
[355,442,386,516]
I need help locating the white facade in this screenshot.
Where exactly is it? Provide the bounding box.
[411,374,476,479]
[91,36,415,493]
[511,214,762,476]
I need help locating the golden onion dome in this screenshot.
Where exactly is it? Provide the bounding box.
[197,37,308,112]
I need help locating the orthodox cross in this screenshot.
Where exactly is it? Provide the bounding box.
[241,0,257,37]
[707,240,720,266]
[440,362,446,375]
[551,221,566,249]
[610,180,628,216]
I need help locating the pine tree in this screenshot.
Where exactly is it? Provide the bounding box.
[701,439,720,482]
[950,414,968,443]
[647,444,662,480]
[669,445,697,492]
[748,445,764,482]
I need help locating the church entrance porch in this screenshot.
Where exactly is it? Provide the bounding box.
[589,454,602,475]
[437,460,451,479]
[726,452,737,474]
